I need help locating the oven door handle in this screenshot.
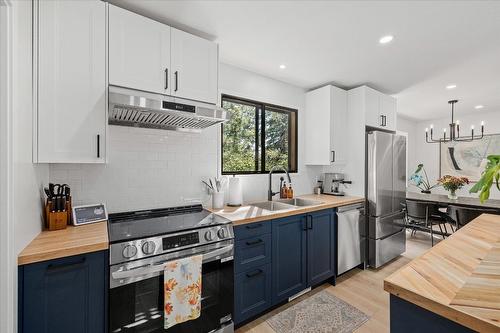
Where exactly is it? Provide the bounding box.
[111,245,234,280]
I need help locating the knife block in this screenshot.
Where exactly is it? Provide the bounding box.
[45,200,69,231]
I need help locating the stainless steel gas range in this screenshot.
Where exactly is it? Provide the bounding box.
[107,204,234,333]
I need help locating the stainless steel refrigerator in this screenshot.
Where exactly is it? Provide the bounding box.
[366,130,407,268]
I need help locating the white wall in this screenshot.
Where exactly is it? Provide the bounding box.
[397,115,417,181]
[2,1,50,332]
[400,110,500,199]
[219,63,323,203]
[413,110,500,199]
[50,63,323,212]
[12,0,49,256]
[0,2,13,332]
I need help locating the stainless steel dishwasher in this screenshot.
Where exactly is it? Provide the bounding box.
[337,203,365,275]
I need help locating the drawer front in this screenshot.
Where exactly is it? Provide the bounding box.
[369,228,406,268]
[234,221,271,240]
[234,264,272,325]
[235,233,271,273]
[369,211,405,239]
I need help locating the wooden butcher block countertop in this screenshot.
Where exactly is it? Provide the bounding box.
[384,213,500,333]
[210,194,364,226]
[18,222,109,266]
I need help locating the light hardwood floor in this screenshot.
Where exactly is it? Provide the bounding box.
[236,230,445,333]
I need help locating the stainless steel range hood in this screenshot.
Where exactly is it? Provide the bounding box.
[108,86,230,132]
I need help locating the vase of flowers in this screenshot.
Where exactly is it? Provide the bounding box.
[438,175,469,199]
[410,164,439,193]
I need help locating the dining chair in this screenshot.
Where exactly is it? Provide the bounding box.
[446,205,499,230]
[405,200,449,246]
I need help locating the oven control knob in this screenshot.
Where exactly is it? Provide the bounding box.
[217,228,227,239]
[205,230,214,241]
[122,245,137,259]
[142,241,156,255]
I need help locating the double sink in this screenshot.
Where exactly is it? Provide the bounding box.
[250,198,323,212]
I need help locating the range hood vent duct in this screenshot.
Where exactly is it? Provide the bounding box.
[108,86,230,132]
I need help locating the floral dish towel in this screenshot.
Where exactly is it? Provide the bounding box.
[164,254,202,329]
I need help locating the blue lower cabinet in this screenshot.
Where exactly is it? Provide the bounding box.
[18,251,108,333]
[271,214,308,304]
[307,209,336,285]
[390,295,473,333]
[234,209,337,325]
[234,264,272,324]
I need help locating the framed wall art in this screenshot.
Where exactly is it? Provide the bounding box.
[440,134,500,182]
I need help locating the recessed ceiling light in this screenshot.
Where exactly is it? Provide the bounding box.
[279,64,286,69]
[379,35,394,44]
[446,84,457,90]
[475,105,484,109]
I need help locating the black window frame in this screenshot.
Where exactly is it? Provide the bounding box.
[221,94,298,175]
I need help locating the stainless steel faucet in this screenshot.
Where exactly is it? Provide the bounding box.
[268,166,291,201]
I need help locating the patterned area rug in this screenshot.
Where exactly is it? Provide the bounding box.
[266,290,369,333]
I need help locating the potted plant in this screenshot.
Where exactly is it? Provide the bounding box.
[470,155,500,203]
[409,164,439,194]
[438,175,469,200]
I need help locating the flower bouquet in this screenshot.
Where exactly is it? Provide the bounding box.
[438,175,469,199]
[409,164,439,193]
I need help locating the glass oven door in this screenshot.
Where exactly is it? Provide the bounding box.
[109,243,234,333]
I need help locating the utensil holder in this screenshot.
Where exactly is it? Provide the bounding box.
[45,199,69,231]
[212,191,225,209]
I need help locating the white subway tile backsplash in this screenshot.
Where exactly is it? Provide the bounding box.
[49,125,219,213]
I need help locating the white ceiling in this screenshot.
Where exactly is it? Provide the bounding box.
[110,0,500,121]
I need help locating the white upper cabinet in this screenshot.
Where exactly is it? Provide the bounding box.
[305,85,347,165]
[380,93,397,131]
[171,28,218,104]
[353,86,397,131]
[364,86,381,128]
[109,4,171,95]
[109,6,218,104]
[36,0,106,163]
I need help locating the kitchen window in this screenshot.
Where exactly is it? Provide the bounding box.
[221,95,298,174]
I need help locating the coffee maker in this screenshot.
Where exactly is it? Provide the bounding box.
[323,173,352,196]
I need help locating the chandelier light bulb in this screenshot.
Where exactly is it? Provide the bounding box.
[456,120,460,125]
[430,124,434,129]
[471,125,475,130]
[425,128,428,132]
[443,128,446,133]
[481,121,484,126]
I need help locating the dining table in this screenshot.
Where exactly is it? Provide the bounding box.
[404,192,500,238]
[406,191,500,211]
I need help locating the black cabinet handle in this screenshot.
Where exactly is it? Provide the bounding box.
[246,269,263,278]
[246,224,262,230]
[331,151,335,163]
[246,239,263,246]
[97,134,100,158]
[302,218,308,231]
[164,68,168,90]
[47,258,86,273]
[380,115,387,127]
[174,71,179,92]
